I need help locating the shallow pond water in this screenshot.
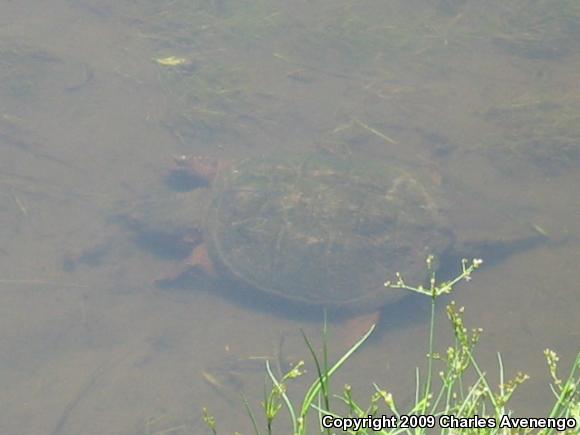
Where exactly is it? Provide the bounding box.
[0,1,578,433]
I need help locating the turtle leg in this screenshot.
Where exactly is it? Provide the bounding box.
[155,243,215,287]
[186,243,215,276]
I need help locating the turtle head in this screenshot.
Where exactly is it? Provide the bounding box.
[113,189,209,259]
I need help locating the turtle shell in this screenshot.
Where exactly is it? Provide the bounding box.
[205,150,452,312]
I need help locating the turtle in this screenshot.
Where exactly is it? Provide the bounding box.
[120,149,546,325]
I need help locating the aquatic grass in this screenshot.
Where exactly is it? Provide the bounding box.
[203,257,579,434]
[141,0,580,151]
[481,92,580,175]
[489,0,580,60]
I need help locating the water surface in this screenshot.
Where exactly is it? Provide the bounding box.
[0,1,578,433]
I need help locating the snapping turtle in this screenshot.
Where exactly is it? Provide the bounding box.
[123,149,545,321]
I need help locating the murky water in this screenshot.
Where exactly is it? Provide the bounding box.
[0,1,578,433]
